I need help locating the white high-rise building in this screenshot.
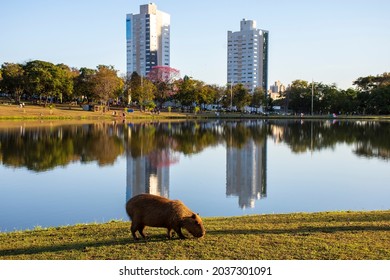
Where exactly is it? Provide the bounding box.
[126,3,170,76]
[227,19,269,93]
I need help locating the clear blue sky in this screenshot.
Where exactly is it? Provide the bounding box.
[1,0,389,89]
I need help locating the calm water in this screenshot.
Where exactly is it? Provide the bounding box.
[0,120,389,232]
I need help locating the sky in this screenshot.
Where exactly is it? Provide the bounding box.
[1,0,389,89]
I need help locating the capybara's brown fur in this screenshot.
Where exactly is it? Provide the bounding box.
[126,193,205,240]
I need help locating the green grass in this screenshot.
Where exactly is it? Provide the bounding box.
[2,104,390,121]
[1,210,389,260]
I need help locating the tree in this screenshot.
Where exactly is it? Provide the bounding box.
[251,87,266,108]
[91,65,123,105]
[126,72,157,110]
[126,72,142,104]
[315,83,339,114]
[146,66,180,104]
[0,63,25,103]
[23,60,54,103]
[73,67,96,103]
[200,84,218,106]
[365,85,390,114]
[231,84,251,110]
[210,84,226,105]
[23,60,74,104]
[284,80,311,113]
[221,83,251,110]
[56,64,77,102]
[342,88,359,114]
[353,73,390,92]
[138,78,157,110]
[175,75,198,106]
[126,72,157,109]
[354,73,390,114]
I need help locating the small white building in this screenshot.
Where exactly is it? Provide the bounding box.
[269,80,286,100]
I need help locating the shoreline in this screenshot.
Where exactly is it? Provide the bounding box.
[1,104,390,121]
[1,209,387,234]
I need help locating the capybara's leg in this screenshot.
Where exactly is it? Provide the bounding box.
[138,225,146,239]
[167,228,173,239]
[173,226,186,239]
[130,223,139,240]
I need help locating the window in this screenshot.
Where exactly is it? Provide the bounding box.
[126,19,132,40]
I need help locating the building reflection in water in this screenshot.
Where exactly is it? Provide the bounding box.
[126,152,170,201]
[125,124,178,201]
[226,122,267,209]
[125,121,267,209]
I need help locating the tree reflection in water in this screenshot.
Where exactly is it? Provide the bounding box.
[1,120,389,172]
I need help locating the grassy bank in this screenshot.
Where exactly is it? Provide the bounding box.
[1,211,389,260]
[0,104,186,120]
[2,104,390,121]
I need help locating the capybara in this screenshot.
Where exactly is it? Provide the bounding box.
[126,193,205,240]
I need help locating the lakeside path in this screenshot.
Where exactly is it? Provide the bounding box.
[1,210,389,260]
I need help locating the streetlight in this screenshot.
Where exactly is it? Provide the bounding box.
[311,79,314,116]
[230,80,233,110]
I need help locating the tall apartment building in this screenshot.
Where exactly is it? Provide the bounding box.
[126,3,170,76]
[227,19,269,93]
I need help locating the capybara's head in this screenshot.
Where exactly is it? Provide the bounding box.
[182,213,205,238]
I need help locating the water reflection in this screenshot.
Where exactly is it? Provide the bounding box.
[268,120,390,160]
[226,140,267,208]
[125,139,171,200]
[0,122,125,171]
[1,119,390,232]
[124,121,268,209]
[1,120,389,210]
[3,120,389,172]
[225,122,267,208]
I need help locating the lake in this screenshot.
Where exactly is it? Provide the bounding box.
[0,119,389,232]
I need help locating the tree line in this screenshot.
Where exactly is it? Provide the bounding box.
[1,60,389,114]
[0,60,267,110]
[279,73,390,115]
[0,60,123,105]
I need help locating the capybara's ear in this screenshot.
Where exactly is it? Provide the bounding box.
[191,213,196,219]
